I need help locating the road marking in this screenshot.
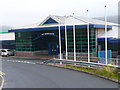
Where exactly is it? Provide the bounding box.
[2,59,39,65]
[0,72,5,76]
[0,72,5,90]
[0,75,4,90]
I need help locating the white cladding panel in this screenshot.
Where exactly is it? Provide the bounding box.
[0,32,15,40]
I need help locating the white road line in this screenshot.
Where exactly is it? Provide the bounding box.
[0,75,5,90]
[3,59,37,65]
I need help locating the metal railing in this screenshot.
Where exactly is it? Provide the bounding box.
[44,56,120,68]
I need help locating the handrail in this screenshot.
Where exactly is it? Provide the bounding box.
[47,58,120,68]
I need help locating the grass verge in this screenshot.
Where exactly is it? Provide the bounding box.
[66,65,120,81]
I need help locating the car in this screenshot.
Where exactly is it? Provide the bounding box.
[0,49,14,56]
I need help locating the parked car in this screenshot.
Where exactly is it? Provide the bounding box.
[0,49,14,56]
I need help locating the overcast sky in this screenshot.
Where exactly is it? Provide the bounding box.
[0,0,119,27]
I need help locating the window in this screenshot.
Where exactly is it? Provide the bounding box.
[18,32,21,37]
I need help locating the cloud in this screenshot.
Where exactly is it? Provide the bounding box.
[0,0,119,27]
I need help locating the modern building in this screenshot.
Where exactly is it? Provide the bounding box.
[8,15,119,58]
[0,32,15,49]
[98,26,120,57]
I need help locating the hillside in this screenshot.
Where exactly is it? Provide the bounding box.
[0,26,12,32]
[94,15,118,24]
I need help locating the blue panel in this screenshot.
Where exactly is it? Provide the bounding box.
[98,38,110,42]
[98,38,120,43]
[75,25,87,28]
[108,38,120,43]
[0,40,15,43]
[43,18,58,25]
[33,34,64,41]
[92,24,112,29]
[98,50,112,64]
[9,24,112,32]
[9,26,58,32]
[97,38,105,42]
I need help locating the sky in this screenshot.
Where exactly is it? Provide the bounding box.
[0,0,119,28]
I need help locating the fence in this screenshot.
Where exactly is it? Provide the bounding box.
[51,55,120,68]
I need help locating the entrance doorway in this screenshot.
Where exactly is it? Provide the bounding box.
[48,42,58,55]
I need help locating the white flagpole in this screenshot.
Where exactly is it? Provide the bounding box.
[65,24,68,60]
[87,10,90,62]
[73,24,76,61]
[105,5,108,65]
[58,25,62,59]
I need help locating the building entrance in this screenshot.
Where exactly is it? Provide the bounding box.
[48,42,58,55]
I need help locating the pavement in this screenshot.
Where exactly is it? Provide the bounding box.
[1,57,119,88]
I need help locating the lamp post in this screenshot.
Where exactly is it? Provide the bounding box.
[73,24,76,61]
[58,25,62,60]
[87,10,90,62]
[105,5,108,65]
[65,24,68,60]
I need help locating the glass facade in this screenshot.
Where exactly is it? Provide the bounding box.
[98,41,120,52]
[0,42,15,49]
[15,32,33,51]
[67,28,96,53]
[15,29,62,52]
[15,27,96,54]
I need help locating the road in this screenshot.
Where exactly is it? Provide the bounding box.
[1,57,119,88]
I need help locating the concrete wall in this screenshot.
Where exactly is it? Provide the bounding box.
[67,52,97,57]
[96,28,105,38]
[15,50,48,56]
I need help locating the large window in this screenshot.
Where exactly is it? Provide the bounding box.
[15,32,33,51]
[67,28,96,53]
[15,30,62,52]
[15,27,96,53]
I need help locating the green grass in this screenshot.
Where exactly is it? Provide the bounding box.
[66,65,120,81]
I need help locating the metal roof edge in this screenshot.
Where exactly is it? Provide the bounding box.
[9,24,112,32]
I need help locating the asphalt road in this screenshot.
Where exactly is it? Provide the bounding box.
[1,57,119,88]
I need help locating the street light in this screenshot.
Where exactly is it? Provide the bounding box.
[105,5,108,65]
[58,25,62,60]
[87,10,90,62]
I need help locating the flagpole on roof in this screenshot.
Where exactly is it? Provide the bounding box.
[72,13,76,61]
[65,23,68,60]
[58,25,62,60]
[105,5,108,65]
[73,24,76,61]
[87,10,90,62]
